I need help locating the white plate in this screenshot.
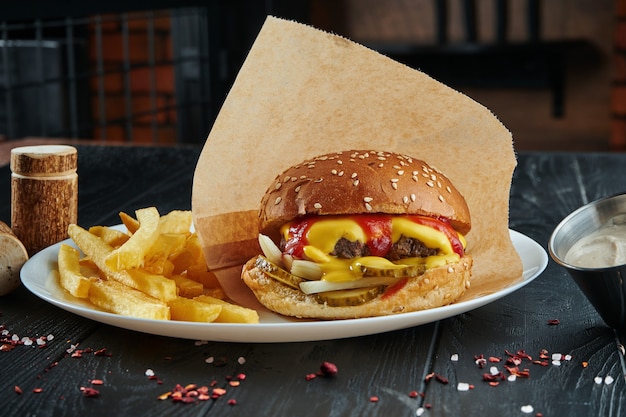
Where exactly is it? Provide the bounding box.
[21,230,547,343]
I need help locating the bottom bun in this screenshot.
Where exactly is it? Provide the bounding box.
[241,256,473,320]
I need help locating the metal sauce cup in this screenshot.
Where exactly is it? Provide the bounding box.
[549,193,626,330]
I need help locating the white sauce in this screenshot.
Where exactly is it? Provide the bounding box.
[564,214,626,268]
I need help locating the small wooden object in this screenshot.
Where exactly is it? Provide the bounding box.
[11,145,78,256]
[0,221,29,295]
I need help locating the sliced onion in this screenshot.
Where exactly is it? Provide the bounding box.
[299,276,401,295]
[258,234,282,266]
[290,259,323,280]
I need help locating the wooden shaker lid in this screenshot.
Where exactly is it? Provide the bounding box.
[10,145,77,177]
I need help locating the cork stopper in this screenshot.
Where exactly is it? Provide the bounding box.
[11,145,77,177]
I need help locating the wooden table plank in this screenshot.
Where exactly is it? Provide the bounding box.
[1,148,626,416]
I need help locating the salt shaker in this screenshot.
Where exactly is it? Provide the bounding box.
[10,145,78,255]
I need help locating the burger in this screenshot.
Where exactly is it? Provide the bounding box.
[241,150,472,319]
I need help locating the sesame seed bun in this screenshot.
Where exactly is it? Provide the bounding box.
[258,150,470,241]
[241,254,473,319]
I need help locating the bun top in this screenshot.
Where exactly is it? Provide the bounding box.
[258,150,471,238]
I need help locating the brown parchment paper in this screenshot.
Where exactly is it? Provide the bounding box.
[192,16,523,310]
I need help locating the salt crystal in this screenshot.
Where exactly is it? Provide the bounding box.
[450,353,459,362]
[490,366,499,375]
[457,382,470,391]
[507,375,517,382]
[594,376,603,384]
[145,369,155,377]
[551,353,562,360]
[521,405,534,414]
[605,376,615,385]
[47,334,54,341]
[237,356,246,365]
[552,360,561,366]
[205,357,214,364]
[416,407,425,416]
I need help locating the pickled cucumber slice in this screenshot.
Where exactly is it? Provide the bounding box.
[354,262,426,278]
[255,256,305,290]
[315,286,385,307]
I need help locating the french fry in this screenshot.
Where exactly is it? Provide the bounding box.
[144,233,187,263]
[168,296,221,322]
[119,211,140,234]
[58,244,93,298]
[158,210,192,234]
[89,279,170,320]
[63,207,258,324]
[88,225,130,247]
[105,207,161,271]
[170,274,204,298]
[194,295,259,324]
[68,224,177,302]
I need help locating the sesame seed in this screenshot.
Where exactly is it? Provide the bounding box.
[391,183,398,190]
[446,186,452,193]
[412,175,418,182]
[315,178,323,183]
[377,156,386,161]
[338,171,344,176]
[274,197,282,205]
[275,182,282,190]
[295,185,301,193]
[391,178,399,182]
[363,197,373,202]
[411,194,416,201]
[439,195,445,202]
[365,202,373,211]
[426,181,434,187]
[337,160,343,165]
[437,181,442,188]
[397,170,404,175]
[351,172,358,178]
[353,179,360,186]
[378,163,384,168]
[314,203,322,209]
[284,176,291,182]
[393,165,402,170]
[412,170,419,176]
[300,175,307,179]
[331,169,338,175]
[403,196,409,204]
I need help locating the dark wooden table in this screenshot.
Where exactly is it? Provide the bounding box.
[0,145,624,417]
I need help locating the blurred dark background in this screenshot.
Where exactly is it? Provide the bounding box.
[0,0,621,151]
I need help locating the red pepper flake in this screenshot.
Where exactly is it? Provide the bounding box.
[94,348,111,357]
[488,381,499,387]
[369,396,379,402]
[212,387,227,397]
[539,349,550,359]
[90,379,104,385]
[80,387,100,397]
[229,381,240,387]
[32,388,43,393]
[320,361,338,377]
[505,366,531,378]
[1,343,15,352]
[474,355,487,368]
[236,373,246,381]
[227,399,237,406]
[305,373,317,381]
[489,357,501,363]
[435,374,449,384]
[14,385,22,394]
[582,361,589,368]
[408,390,419,398]
[547,319,560,325]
